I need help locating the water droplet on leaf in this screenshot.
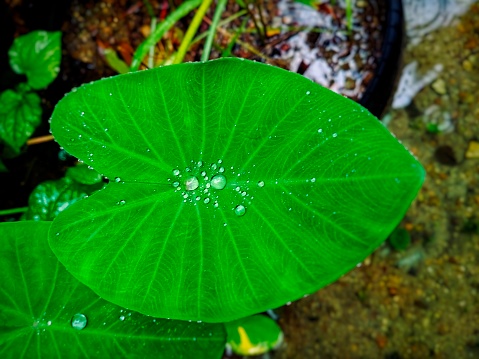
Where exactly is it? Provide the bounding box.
[210,174,226,190]
[234,205,246,217]
[71,313,87,330]
[185,176,199,191]
[257,181,265,188]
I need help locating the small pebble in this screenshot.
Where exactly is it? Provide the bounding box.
[431,78,446,95]
[465,141,479,159]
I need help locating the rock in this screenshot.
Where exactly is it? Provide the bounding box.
[431,78,447,95]
[463,59,473,71]
[465,141,479,158]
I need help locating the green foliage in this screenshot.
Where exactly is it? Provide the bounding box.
[8,30,62,90]
[0,87,41,153]
[388,227,411,251]
[66,163,104,185]
[0,159,7,172]
[0,30,62,154]
[103,48,130,74]
[0,221,226,358]
[22,168,104,221]
[130,0,202,71]
[225,315,283,356]
[48,58,425,323]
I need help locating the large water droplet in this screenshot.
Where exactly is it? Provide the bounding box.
[115,177,121,183]
[257,181,265,188]
[173,169,180,176]
[71,313,87,330]
[117,200,126,205]
[119,316,125,321]
[210,174,226,190]
[234,205,246,217]
[185,176,199,191]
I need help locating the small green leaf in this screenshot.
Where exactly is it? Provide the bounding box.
[49,58,425,323]
[8,30,62,90]
[66,163,103,185]
[0,159,7,173]
[0,221,226,358]
[22,177,103,221]
[388,227,411,251]
[225,315,283,356]
[103,48,130,74]
[0,89,42,152]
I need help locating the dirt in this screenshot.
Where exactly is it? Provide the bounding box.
[2,1,479,358]
[273,3,479,359]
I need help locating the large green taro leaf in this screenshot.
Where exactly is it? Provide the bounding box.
[0,221,225,358]
[49,58,425,323]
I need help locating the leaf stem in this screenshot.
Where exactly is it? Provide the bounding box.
[27,135,54,145]
[148,17,158,68]
[202,15,271,62]
[191,9,247,44]
[173,0,214,64]
[201,0,227,62]
[0,207,28,216]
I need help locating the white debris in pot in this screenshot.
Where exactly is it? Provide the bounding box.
[273,0,381,101]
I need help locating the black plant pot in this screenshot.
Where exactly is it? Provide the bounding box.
[359,0,404,118]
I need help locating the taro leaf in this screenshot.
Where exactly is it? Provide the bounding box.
[0,89,42,153]
[8,30,62,90]
[66,163,103,185]
[22,176,104,221]
[0,221,226,358]
[49,58,425,323]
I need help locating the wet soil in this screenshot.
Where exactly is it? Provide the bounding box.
[274,3,479,359]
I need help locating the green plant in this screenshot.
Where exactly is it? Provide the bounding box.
[0,30,61,155]
[388,227,412,251]
[0,58,424,357]
[225,314,283,355]
[21,164,105,221]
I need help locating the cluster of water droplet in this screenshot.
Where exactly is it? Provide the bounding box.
[165,159,265,218]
